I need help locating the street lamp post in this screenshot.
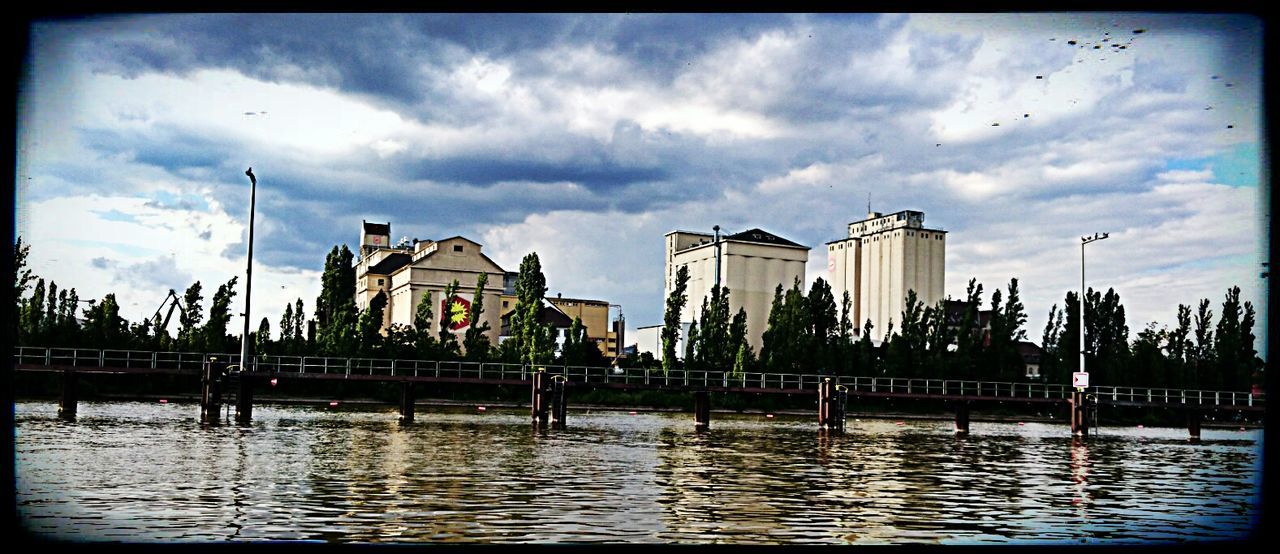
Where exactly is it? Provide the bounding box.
[240,168,258,372]
[1079,232,1109,377]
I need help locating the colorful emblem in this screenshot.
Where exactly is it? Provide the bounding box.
[442,295,471,330]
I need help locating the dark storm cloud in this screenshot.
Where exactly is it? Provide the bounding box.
[401,156,666,188]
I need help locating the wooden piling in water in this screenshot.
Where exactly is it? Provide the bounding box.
[399,381,416,423]
[550,376,567,428]
[201,357,224,424]
[954,401,970,435]
[1186,409,1202,441]
[235,374,253,425]
[694,390,710,430]
[532,370,549,426]
[1070,390,1090,437]
[818,378,846,431]
[58,370,77,420]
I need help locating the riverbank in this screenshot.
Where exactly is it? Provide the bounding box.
[19,392,1263,429]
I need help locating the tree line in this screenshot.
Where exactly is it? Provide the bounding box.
[12,238,603,368]
[656,262,1262,391]
[12,236,1262,390]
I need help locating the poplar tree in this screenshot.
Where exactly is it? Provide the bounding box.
[463,272,492,361]
[661,265,690,374]
[316,245,357,357]
[12,238,34,346]
[279,303,295,354]
[256,317,272,356]
[1192,298,1214,389]
[438,279,462,359]
[1165,304,1192,387]
[807,277,838,374]
[178,281,204,351]
[413,290,437,358]
[203,277,238,353]
[513,253,551,367]
[357,290,388,357]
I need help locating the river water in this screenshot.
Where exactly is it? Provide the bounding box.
[13,400,1263,544]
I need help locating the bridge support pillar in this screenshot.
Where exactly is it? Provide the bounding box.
[58,370,78,420]
[550,376,567,428]
[818,379,846,432]
[399,381,416,423]
[200,357,225,424]
[532,371,549,427]
[1186,409,1202,441]
[954,401,970,435]
[694,390,710,430]
[1070,390,1090,437]
[235,375,253,425]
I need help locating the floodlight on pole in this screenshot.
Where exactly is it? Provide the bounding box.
[239,167,258,373]
[1080,232,1109,381]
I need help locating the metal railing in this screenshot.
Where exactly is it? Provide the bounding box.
[11,346,1264,408]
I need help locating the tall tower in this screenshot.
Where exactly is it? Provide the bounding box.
[361,220,391,258]
[827,210,945,342]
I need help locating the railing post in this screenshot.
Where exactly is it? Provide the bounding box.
[45,348,51,367]
[99,350,105,367]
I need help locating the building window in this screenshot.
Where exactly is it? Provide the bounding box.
[377,278,384,286]
[453,244,464,252]
[502,301,509,308]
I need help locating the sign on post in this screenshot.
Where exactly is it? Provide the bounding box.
[1072,372,1089,389]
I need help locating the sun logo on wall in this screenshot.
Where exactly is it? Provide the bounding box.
[442,296,471,330]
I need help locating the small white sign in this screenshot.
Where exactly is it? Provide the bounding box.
[1072,372,1089,388]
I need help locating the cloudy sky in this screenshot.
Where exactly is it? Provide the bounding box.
[16,13,1267,360]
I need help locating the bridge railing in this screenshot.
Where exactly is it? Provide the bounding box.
[12,346,1264,408]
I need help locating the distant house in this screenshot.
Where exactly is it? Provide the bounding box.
[1017,341,1044,380]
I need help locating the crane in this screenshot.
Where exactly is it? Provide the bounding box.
[150,289,188,335]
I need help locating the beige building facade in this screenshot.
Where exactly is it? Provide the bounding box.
[665,228,809,354]
[827,210,946,342]
[546,296,622,358]
[355,221,506,349]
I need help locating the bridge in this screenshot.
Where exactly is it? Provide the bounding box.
[13,347,1264,439]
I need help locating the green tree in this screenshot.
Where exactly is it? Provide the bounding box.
[357,290,388,357]
[1040,303,1066,384]
[178,281,204,351]
[316,245,358,357]
[463,272,492,361]
[82,294,128,349]
[256,317,272,356]
[202,277,238,353]
[661,265,690,374]
[437,279,462,360]
[695,285,733,372]
[1192,298,1214,389]
[21,278,46,345]
[12,238,35,345]
[836,290,857,376]
[1214,286,1258,391]
[1165,304,1192,388]
[413,290,437,359]
[987,278,1029,381]
[923,299,953,379]
[886,289,926,378]
[513,253,552,367]
[1130,322,1168,387]
[279,302,295,355]
[293,298,306,354]
[954,279,985,380]
[684,316,699,369]
[807,277,838,374]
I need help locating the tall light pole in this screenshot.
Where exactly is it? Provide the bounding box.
[713,225,722,288]
[1080,232,1109,377]
[239,167,258,372]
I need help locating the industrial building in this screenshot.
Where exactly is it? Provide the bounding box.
[827,210,946,342]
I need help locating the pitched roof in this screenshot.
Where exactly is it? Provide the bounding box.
[724,228,807,249]
[368,253,411,275]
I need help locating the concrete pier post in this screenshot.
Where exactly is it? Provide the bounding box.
[58,370,78,420]
[954,401,970,435]
[235,374,253,425]
[400,381,416,423]
[1070,390,1090,437]
[818,378,846,431]
[1187,409,1202,441]
[532,370,549,426]
[201,357,225,424]
[550,375,568,428]
[694,390,710,430]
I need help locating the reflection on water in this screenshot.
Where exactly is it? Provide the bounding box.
[14,401,1261,543]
